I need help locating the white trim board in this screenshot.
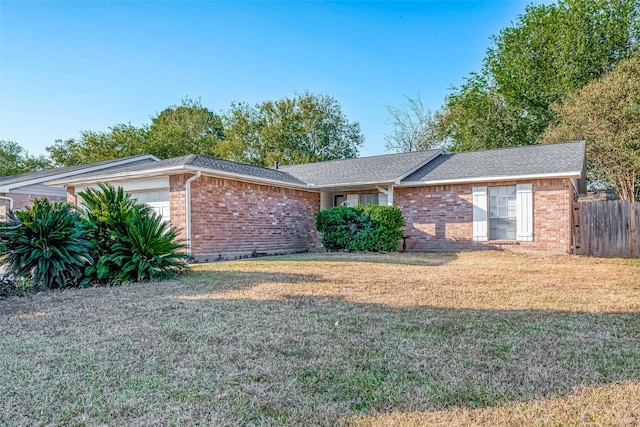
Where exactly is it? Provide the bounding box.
[399,171,583,187]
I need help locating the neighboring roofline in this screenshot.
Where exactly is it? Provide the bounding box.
[51,164,312,191]
[0,154,159,192]
[398,171,584,187]
[393,149,444,184]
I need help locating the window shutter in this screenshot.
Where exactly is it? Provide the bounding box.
[516,184,533,241]
[472,186,488,241]
[378,192,388,206]
[346,194,358,207]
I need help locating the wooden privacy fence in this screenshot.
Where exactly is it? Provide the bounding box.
[574,200,640,258]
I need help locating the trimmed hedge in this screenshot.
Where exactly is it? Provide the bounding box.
[315,204,405,252]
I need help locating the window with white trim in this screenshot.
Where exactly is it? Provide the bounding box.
[472,184,533,242]
[489,186,517,240]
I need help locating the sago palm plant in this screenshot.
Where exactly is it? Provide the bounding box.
[80,183,188,284]
[0,199,93,290]
[109,210,189,283]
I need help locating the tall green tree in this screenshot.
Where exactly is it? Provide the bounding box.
[47,124,148,166]
[218,92,364,166]
[441,0,639,151]
[47,98,223,166]
[147,97,224,159]
[542,54,640,202]
[0,140,51,176]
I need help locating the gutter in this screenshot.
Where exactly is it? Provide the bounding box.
[397,171,583,187]
[185,171,202,256]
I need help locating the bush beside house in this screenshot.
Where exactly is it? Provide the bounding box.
[316,205,405,252]
[0,184,188,295]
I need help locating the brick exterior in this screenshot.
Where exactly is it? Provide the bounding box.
[395,178,575,253]
[171,173,322,261]
[67,187,77,205]
[5,192,67,210]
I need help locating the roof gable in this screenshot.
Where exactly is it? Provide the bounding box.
[278,150,442,187]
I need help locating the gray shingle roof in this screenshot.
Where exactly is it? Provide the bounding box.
[0,155,157,188]
[50,142,585,189]
[58,154,308,186]
[278,150,441,186]
[402,142,585,183]
[189,155,307,185]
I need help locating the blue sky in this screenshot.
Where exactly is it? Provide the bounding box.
[1,1,543,158]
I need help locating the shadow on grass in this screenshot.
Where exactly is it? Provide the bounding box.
[211,251,459,267]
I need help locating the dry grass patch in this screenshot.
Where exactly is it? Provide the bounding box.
[187,252,640,312]
[352,381,640,426]
[1,251,639,426]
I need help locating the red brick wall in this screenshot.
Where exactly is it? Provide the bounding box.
[67,187,77,205]
[395,178,574,253]
[172,173,321,260]
[7,192,67,210]
[170,175,187,244]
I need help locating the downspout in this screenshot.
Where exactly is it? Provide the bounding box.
[0,196,14,210]
[185,171,202,256]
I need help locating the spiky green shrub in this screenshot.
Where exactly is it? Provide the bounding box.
[0,199,93,290]
[315,205,405,252]
[80,184,150,284]
[80,184,188,284]
[108,210,189,282]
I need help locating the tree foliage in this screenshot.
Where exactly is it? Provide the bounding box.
[147,97,224,159]
[542,54,640,202]
[47,98,223,166]
[384,96,446,152]
[440,0,640,151]
[218,92,364,166]
[0,140,51,176]
[47,94,360,167]
[47,124,148,166]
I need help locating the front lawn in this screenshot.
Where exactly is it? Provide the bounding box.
[1,252,639,426]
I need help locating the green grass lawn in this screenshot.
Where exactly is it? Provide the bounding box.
[1,252,640,426]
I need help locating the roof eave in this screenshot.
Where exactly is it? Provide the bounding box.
[309,180,397,190]
[398,171,584,187]
[1,155,159,191]
[51,165,310,190]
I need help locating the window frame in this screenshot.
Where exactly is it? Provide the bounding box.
[488,185,517,241]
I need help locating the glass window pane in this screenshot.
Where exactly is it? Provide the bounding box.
[489,185,517,240]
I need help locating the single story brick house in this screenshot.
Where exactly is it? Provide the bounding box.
[51,141,586,260]
[0,155,158,221]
